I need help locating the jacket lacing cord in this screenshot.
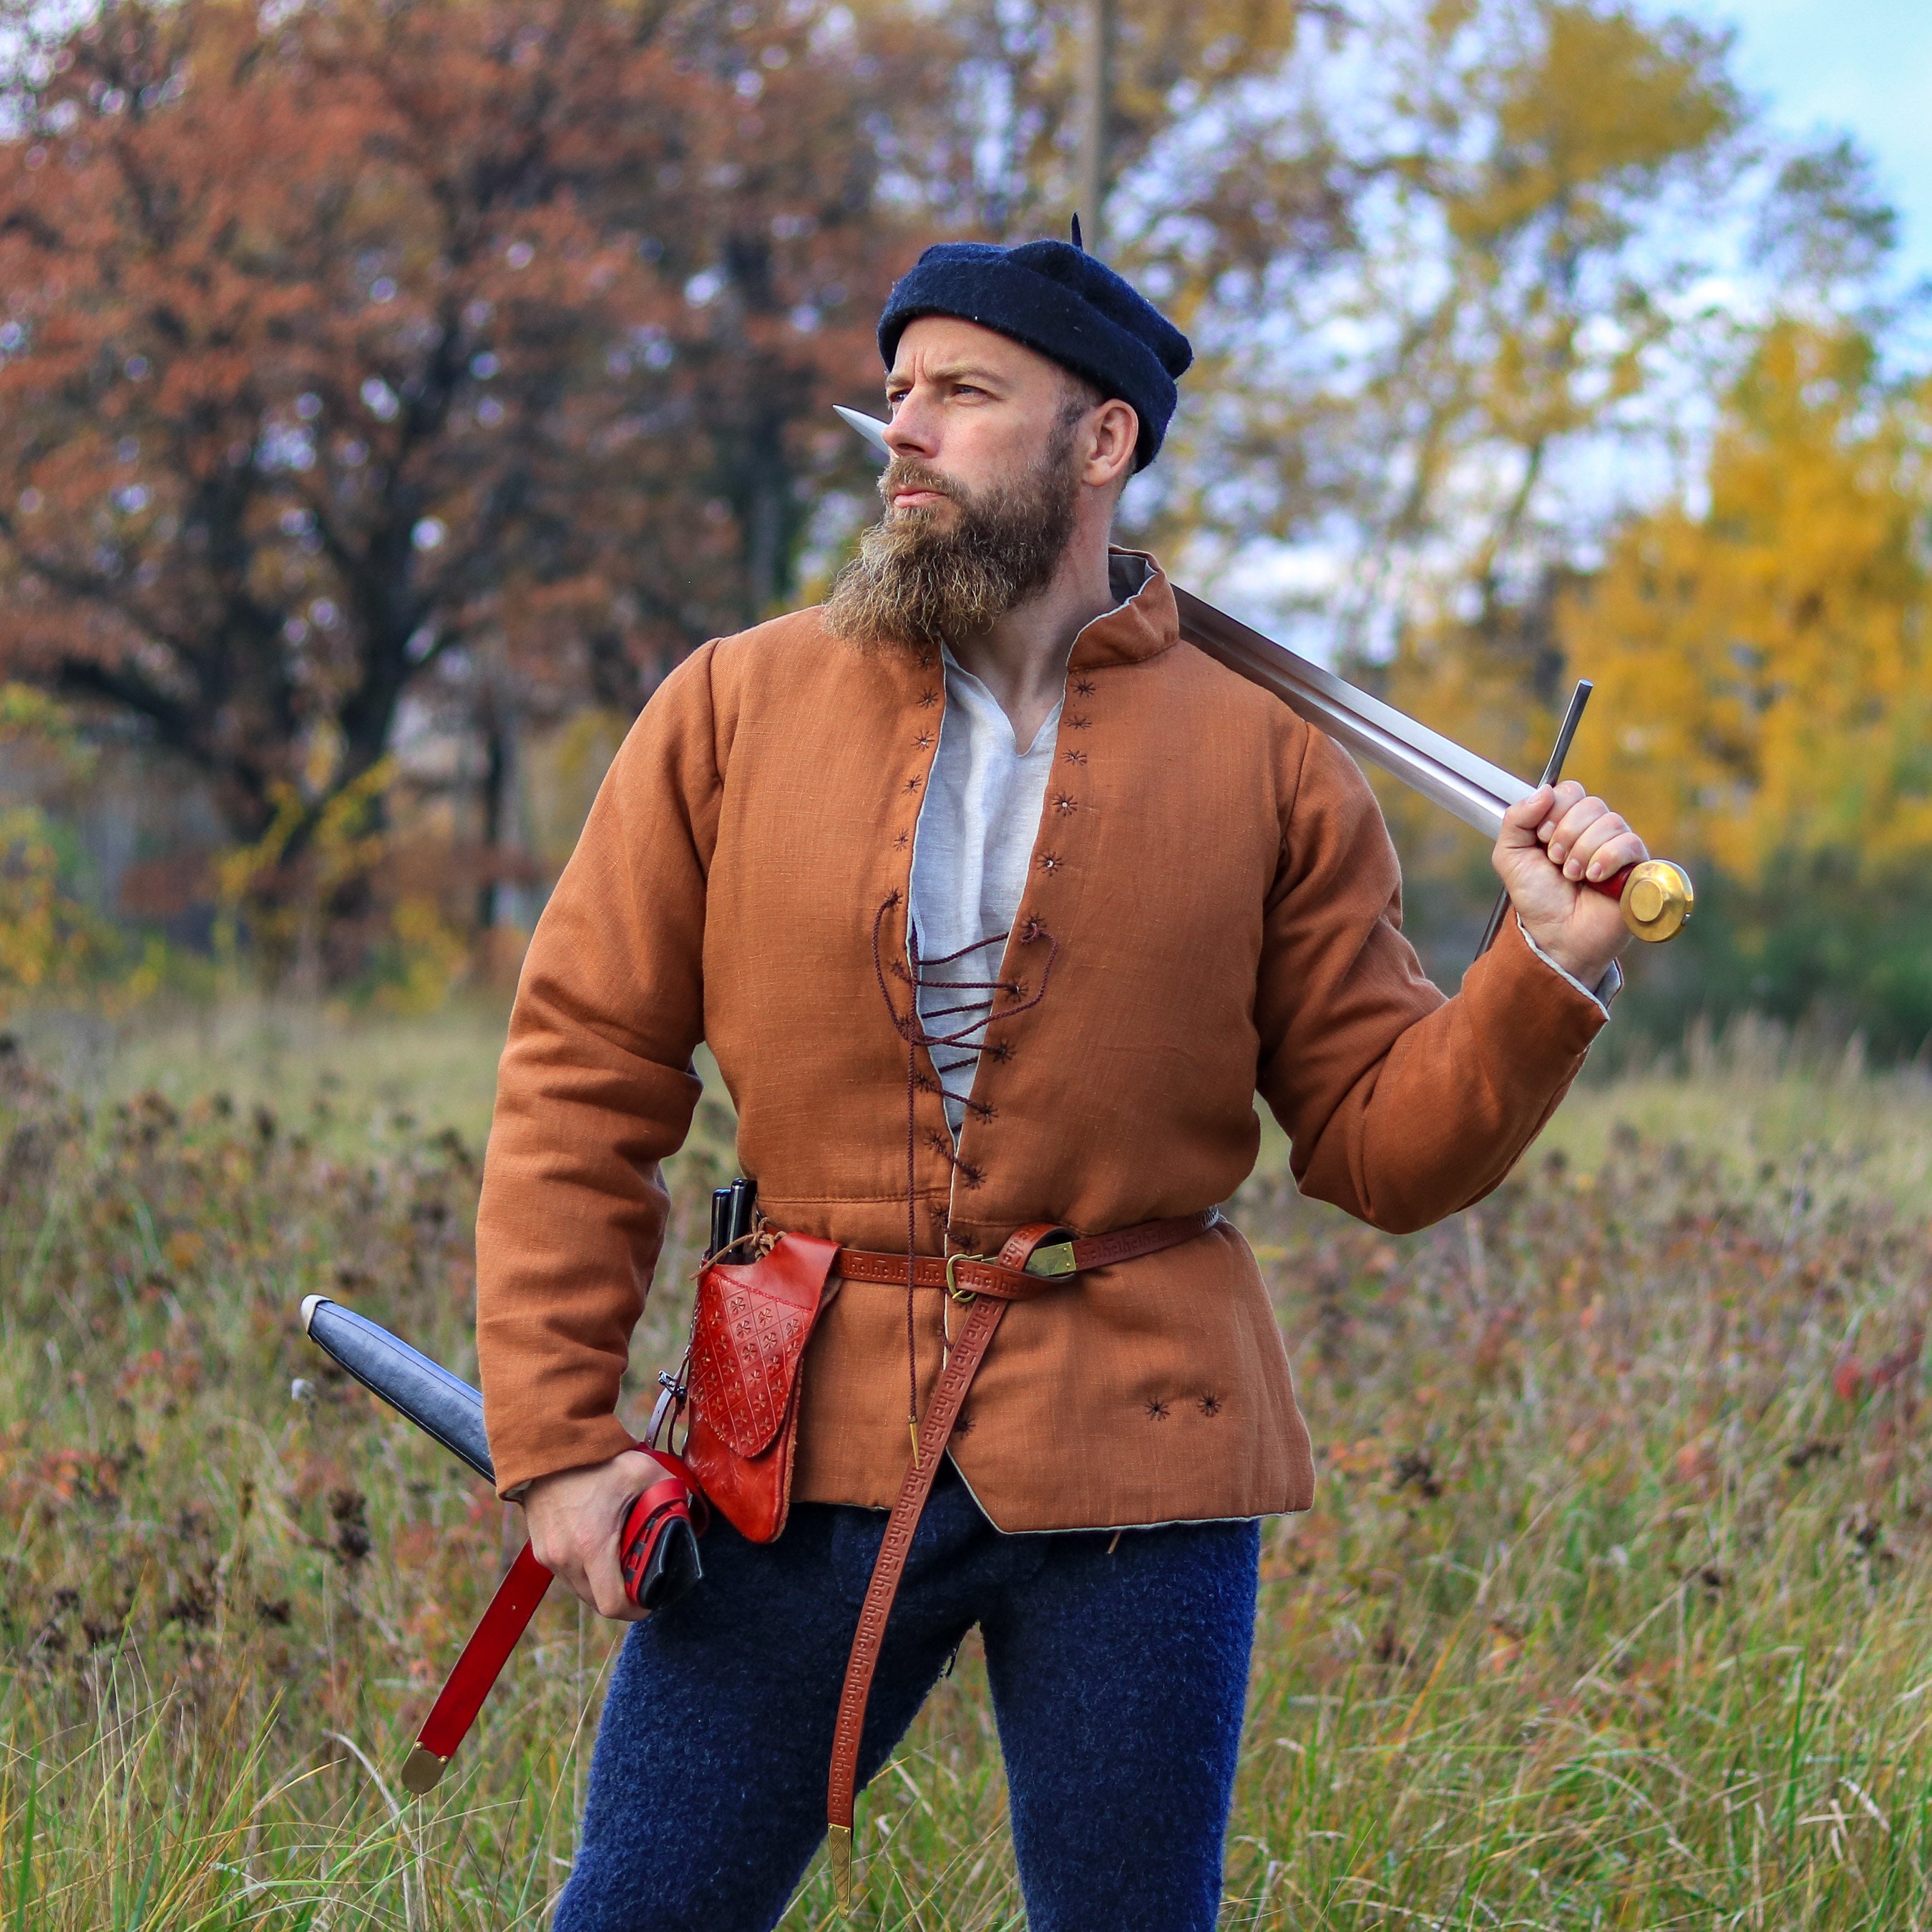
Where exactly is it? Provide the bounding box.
[870,892,1060,1458]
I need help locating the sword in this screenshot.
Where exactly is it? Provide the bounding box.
[300,1297,702,1794]
[833,405,1693,942]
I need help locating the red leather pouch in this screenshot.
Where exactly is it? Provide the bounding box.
[681,1231,840,1543]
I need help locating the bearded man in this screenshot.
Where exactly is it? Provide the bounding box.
[474,235,1644,1932]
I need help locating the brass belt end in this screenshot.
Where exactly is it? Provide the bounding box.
[829,1823,856,1910]
[1024,1239,1078,1277]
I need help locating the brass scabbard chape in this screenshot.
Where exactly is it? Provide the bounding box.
[1619,858,1694,943]
[401,1744,449,1796]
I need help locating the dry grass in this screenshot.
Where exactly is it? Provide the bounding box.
[3,1002,1931,1928]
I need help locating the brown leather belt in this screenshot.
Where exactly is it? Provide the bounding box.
[823,1205,1221,1903]
[829,1211,1219,1296]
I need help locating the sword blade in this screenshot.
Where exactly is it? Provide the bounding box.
[831,407,1527,838]
[834,403,892,457]
[1169,590,1526,841]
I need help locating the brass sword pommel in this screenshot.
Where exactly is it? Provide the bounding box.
[1616,857,1694,942]
[1580,856,1694,940]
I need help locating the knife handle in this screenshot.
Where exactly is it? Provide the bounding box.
[1584,858,1694,942]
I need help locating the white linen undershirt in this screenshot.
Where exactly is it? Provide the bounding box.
[908,648,1065,1136]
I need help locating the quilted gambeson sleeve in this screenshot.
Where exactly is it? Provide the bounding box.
[474,643,723,1498]
[1255,722,1607,1234]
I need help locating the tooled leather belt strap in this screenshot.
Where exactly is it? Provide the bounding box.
[823,1205,1221,1903]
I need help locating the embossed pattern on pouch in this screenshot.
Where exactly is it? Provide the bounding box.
[682,1231,841,1543]
[687,1252,821,1458]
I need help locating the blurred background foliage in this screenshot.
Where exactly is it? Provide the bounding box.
[0,0,1928,1053]
[4,9,1931,1921]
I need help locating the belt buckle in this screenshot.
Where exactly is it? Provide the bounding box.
[944,1252,988,1304]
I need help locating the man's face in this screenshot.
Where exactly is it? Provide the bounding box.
[877,316,1086,521]
[822,318,1105,652]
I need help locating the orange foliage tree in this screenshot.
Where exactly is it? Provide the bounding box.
[0,0,937,880]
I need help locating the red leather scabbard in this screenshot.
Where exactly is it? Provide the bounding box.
[400,1455,703,1795]
[402,1541,554,1794]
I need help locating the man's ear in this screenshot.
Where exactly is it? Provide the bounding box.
[1083,398,1138,492]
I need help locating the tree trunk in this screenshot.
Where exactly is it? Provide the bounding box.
[475,644,524,937]
[477,698,510,935]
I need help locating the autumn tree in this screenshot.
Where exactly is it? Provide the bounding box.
[921,0,1312,240]
[1535,137,1932,1048]
[993,0,1744,627]
[6,0,1908,1034]
[919,0,1748,741]
[0,0,940,942]
[1057,0,1748,962]
[1559,318,1932,1048]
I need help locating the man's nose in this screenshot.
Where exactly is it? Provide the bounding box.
[883,390,939,458]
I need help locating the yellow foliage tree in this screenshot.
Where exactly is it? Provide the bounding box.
[1163,0,1749,960]
[1561,321,1932,887]
[1551,319,1932,1047]
[0,684,112,1008]
[1156,0,1742,655]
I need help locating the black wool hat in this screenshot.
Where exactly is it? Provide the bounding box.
[877,234,1194,470]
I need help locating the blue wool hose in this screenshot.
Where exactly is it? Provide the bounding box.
[552,1458,1260,1932]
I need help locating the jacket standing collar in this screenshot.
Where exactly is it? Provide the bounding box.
[1068,548,1180,672]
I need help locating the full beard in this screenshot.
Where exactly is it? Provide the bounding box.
[822,429,1081,654]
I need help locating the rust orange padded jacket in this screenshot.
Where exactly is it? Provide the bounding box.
[474,555,1606,1529]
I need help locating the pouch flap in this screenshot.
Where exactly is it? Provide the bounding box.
[686,1232,839,1460]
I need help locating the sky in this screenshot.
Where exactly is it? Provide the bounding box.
[1207,0,1932,655]
[1678,0,1932,284]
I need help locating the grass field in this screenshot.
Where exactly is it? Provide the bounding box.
[4,997,1931,1928]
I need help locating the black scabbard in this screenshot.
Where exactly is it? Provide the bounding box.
[301,1295,494,1483]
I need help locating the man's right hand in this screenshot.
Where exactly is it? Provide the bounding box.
[523,1448,673,1623]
